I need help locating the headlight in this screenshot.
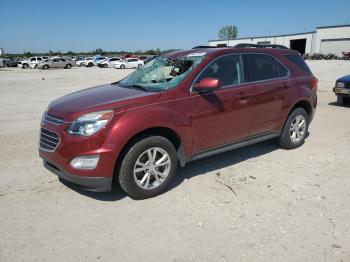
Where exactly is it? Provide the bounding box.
[68,110,113,136]
[336,82,345,88]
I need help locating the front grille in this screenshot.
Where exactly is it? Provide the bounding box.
[44,113,64,125]
[39,128,60,152]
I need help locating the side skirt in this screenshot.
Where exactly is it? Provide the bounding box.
[187,132,279,163]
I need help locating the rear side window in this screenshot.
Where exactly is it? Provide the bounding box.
[284,54,312,74]
[195,55,244,87]
[243,54,288,82]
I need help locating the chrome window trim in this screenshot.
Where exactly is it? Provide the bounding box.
[190,52,291,93]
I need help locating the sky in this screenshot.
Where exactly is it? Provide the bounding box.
[1,0,350,53]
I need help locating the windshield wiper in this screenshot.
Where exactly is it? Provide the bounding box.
[119,83,149,92]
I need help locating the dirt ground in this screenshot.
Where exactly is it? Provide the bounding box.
[0,61,349,262]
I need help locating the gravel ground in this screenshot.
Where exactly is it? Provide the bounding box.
[0,61,350,262]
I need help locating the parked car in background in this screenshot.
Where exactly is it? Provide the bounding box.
[144,55,157,64]
[76,57,90,67]
[114,58,144,69]
[97,57,122,68]
[333,75,350,105]
[0,59,3,67]
[3,58,18,67]
[137,56,149,61]
[39,44,317,199]
[37,58,75,69]
[18,56,48,69]
[83,56,107,67]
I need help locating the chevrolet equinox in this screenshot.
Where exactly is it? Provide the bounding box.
[39,44,317,199]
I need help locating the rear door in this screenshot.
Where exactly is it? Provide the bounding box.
[190,54,251,152]
[242,53,290,135]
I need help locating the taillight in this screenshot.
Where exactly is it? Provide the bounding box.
[310,78,318,91]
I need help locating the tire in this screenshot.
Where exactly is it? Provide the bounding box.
[43,65,49,70]
[22,63,29,69]
[34,64,38,69]
[337,96,344,105]
[79,63,83,67]
[104,64,108,68]
[278,108,309,149]
[88,62,93,67]
[138,64,142,68]
[118,136,178,199]
[120,64,125,69]
[66,64,72,69]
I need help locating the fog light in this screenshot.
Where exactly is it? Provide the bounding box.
[70,155,100,169]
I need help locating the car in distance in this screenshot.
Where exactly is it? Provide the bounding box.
[39,44,317,199]
[3,58,18,67]
[97,57,122,68]
[76,57,89,67]
[18,56,48,69]
[333,75,350,105]
[83,56,107,67]
[114,58,144,69]
[37,58,75,69]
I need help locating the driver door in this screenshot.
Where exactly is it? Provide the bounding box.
[190,54,251,152]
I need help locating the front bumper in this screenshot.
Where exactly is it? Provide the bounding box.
[44,160,112,192]
[39,120,118,192]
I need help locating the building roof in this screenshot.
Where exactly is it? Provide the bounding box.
[316,24,350,29]
[209,24,350,42]
[209,31,316,42]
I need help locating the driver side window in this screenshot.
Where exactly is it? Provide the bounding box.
[195,54,244,87]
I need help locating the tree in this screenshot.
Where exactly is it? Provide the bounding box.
[218,25,238,40]
[93,48,104,55]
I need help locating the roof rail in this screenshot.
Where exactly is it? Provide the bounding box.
[192,45,222,49]
[234,43,289,49]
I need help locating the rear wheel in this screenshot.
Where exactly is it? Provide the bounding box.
[43,64,49,70]
[88,62,93,67]
[278,108,309,149]
[66,64,72,69]
[118,136,178,199]
[22,63,29,69]
[103,64,108,68]
[120,64,125,69]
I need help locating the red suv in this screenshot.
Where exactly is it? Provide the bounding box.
[39,44,317,199]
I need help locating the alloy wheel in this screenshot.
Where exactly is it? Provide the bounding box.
[133,147,171,190]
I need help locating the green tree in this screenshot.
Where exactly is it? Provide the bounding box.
[218,25,238,40]
[93,48,104,55]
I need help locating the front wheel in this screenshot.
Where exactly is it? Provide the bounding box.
[43,64,49,70]
[66,64,72,69]
[118,136,178,199]
[278,108,309,149]
[120,64,125,69]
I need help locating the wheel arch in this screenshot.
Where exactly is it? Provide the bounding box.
[113,126,185,182]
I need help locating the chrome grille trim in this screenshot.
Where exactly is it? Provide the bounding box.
[44,113,65,125]
[39,128,60,152]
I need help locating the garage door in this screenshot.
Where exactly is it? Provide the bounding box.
[320,38,350,56]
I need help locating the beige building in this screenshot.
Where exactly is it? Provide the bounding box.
[209,24,350,56]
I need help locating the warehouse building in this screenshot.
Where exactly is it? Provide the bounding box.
[209,24,350,56]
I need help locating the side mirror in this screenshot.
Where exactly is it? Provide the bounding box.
[193,77,221,92]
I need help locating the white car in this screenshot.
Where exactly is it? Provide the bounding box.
[76,57,90,67]
[114,58,144,69]
[98,57,122,68]
[0,59,3,67]
[18,56,48,69]
[83,56,107,67]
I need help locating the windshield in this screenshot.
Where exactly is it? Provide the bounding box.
[118,56,204,91]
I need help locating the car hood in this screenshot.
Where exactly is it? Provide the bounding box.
[47,83,161,121]
[337,75,350,82]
